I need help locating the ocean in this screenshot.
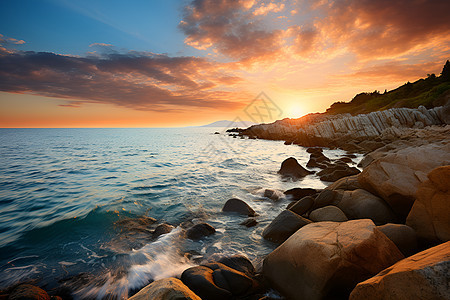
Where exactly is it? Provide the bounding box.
[0,128,360,298]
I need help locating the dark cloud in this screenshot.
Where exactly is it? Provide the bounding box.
[179,0,286,62]
[0,48,246,111]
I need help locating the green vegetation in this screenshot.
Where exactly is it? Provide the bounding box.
[326,60,450,115]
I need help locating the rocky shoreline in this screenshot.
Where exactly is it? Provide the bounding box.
[3,105,450,299]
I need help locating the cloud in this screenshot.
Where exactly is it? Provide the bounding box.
[0,48,248,112]
[253,2,285,16]
[179,0,287,62]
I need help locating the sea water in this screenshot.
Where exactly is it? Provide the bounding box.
[0,128,361,298]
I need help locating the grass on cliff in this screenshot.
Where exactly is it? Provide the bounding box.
[326,61,450,115]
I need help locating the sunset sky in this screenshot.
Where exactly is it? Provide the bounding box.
[1,0,449,127]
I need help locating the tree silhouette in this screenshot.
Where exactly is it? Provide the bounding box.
[441,60,450,81]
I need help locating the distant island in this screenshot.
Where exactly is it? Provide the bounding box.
[200,120,257,128]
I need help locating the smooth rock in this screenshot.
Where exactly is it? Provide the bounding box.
[350,241,450,300]
[222,198,256,217]
[129,277,201,300]
[406,166,450,243]
[186,223,215,240]
[263,219,404,300]
[278,157,312,179]
[358,143,450,218]
[9,285,50,300]
[313,189,339,209]
[283,187,317,200]
[262,210,312,244]
[327,175,362,191]
[288,196,314,216]
[263,189,282,201]
[335,189,397,225]
[216,255,255,275]
[377,223,418,256]
[309,206,348,222]
[153,223,174,239]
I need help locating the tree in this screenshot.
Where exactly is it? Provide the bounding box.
[441,60,450,81]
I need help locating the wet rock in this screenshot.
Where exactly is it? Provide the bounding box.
[262,210,312,244]
[153,223,174,239]
[240,218,258,227]
[306,147,323,154]
[358,143,450,219]
[335,189,397,225]
[263,189,282,201]
[338,157,354,163]
[263,219,404,300]
[222,198,256,217]
[377,223,418,256]
[9,284,50,300]
[309,206,348,222]
[217,255,255,275]
[319,164,360,182]
[406,165,450,243]
[129,277,201,300]
[283,187,317,201]
[350,241,450,300]
[288,196,314,216]
[186,223,215,240]
[181,263,256,300]
[278,157,313,179]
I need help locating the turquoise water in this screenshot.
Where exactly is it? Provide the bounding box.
[0,128,356,298]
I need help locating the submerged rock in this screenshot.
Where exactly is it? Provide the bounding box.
[263,189,282,201]
[186,223,215,240]
[263,219,404,300]
[129,277,201,300]
[262,210,311,244]
[350,241,450,300]
[153,223,174,239]
[277,157,313,179]
[406,165,450,243]
[240,218,258,227]
[222,198,256,217]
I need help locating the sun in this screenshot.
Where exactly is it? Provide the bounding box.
[287,104,305,118]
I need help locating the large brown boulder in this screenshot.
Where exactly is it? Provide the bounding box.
[327,175,362,191]
[129,277,201,300]
[309,205,348,222]
[278,157,313,179]
[335,189,397,225]
[262,219,404,300]
[358,143,450,218]
[406,166,450,243]
[350,241,450,300]
[262,210,312,244]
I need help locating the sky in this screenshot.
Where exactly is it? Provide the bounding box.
[0,0,449,127]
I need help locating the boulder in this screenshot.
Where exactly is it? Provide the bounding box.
[327,175,362,191]
[283,187,317,200]
[217,255,255,275]
[309,206,348,222]
[377,224,418,256]
[263,219,404,300]
[288,196,314,216]
[153,223,174,239]
[9,284,50,300]
[406,166,450,243]
[350,241,450,300]
[319,164,360,182]
[313,189,340,209]
[186,223,215,240]
[222,198,256,217]
[262,210,312,244]
[181,262,256,300]
[278,157,313,179]
[263,189,282,201]
[129,277,201,300]
[335,189,397,225]
[358,143,450,218]
[240,218,258,227]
